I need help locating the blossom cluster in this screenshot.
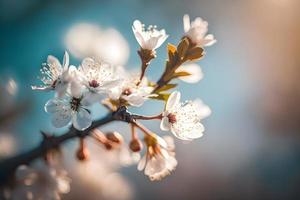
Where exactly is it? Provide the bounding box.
[21,14,216,199]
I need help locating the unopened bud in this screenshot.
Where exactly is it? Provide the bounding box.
[76,147,89,161]
[129,139,143,152]
[106,132,123,144]
[76,138,89,161]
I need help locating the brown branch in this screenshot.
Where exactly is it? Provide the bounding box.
[0,112,115,185]
[0,106,162,185]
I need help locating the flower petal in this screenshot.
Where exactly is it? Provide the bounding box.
[160,117,171,131]
[63,51,70,70]
[51,108,72,128]
[176,64,203,83]
[72,108,92,131]
[183,14,191,32]
[137,155,147,171]
[166,91,181,111]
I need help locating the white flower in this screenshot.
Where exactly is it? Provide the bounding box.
[109,72,154,107]
[32,51,74,97]
[45,92,92,131]
[183,14,216,47]
[8,164,71,200]
[175,63,203,83]
[132,20,168,51]
[75,58,120,104]
[138,135,177,181]
[160,91,211,140]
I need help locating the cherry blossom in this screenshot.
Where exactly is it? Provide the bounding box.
[31,51,73,98]
[183,14,216,47]
[132,20,168,51]
[160,91,211,140]
[138,135,177,181]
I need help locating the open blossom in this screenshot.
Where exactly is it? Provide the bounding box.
[109,71,154,107]
[6,164,71,200]
[138,135,177,181]
[45,89,92,131]
[160,91,211,140]
[32,51,73,97]
[175,63,203,83]
[183,14,216,47]
[132,20,168,51]
[75,57,120,104]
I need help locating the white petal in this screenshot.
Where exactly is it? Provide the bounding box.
[133,31,146,48]
[45,98,63,113]
[51,108,72,128]
[183,14,191,32]
[63,51,70,70]
[166,91,181,111]
[47,55,62,69]
[193,99,211,119]
[160,117,171,131]
[31,85,53,91]
[203,34,217,46]
[55,81,69,98]
[176,64,203,83]
[137,155,147,171]
[124,94,145,107]
[72,108,92,131]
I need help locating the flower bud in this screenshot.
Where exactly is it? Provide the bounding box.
[76,138,89,161]
[76,147,89,161]
[129,139,143,152]
[106,132,123,144]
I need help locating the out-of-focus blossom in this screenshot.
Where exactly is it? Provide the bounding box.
[65,139,134,200]
[5,164,71,200]
[0,133,17,159]
[132,20,168,51]
[75,58,120,104]
[31,52,74,98]
[160,91,210,140]
[44,91,92,131]
[5,78,18,96]
[138,135,177,181]
[65,23,129,66]
[109,71,154,107]
[183,14,216,47]
[175,63,203,83]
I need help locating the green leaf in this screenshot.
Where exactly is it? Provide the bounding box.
[155,84,177,93]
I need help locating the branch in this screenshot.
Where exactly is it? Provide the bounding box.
[0,112,114,185]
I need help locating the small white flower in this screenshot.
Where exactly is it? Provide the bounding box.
[32,51,74,97]
[75,58,120,104]
[45,92,92,131]
[138,135,177,181]
[183,14,216,47]
[109,72,154,107]
[176,63,203,83]
[10,164,71,200]
[160,91,211,140]
[132,20,168,51]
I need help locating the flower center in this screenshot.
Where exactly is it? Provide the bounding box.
[89,80,99,88]
[70,97,81,111]
[51,79,57,89]
[167,113,177,124]
[122,88,132,96]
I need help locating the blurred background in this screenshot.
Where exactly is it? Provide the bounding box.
[1,0,300,199]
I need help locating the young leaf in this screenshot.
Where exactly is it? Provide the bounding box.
[149,93,170,101]
[177,38,189,59]
[186,47,205,61]
[172,71,192,78]
[167,43,177,54]
[155,84,177,93]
